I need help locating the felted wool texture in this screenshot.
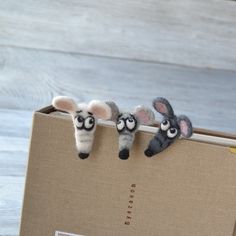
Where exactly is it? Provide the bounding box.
[52,96,112,159]
[134,105,155,125]
[116,113,138,160]
[118,132,135,151]
[72,109,97,159]
[145,97,193,157]
[106,101,155,160]
[105,101,120,122]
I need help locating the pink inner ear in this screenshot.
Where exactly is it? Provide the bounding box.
[56,100,75,112]
[155,102,168,114]
[180,120,188,136]
[136,110,150,124]
[88,101,111,119]
[92,107,106,118]
[89,105,111,119]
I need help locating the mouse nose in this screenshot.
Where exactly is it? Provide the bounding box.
[119,148,130,160]
[78,152,89,159]
[144,148,154,157]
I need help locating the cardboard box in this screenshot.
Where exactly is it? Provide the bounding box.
[20,106,236,236]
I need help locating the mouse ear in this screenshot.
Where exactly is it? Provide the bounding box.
[52,96,78,113]
[88,100,112,120]
[177,115,193,138]
[134,105,155,125]
[152,97,174,118]
[105,101,120,122]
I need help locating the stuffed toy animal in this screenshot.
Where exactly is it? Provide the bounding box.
[144,97,193,157]
[107,101,155,160]
[52,96,112,159]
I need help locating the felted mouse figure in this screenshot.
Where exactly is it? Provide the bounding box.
[52,96,112,159]
[144,97,193,157]
[106,101,155,160]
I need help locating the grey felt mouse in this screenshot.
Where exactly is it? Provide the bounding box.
[144,97,193,157]
[107,101,155,160]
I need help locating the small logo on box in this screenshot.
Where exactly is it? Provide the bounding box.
[55,231,84,236]
[124,183,136,226]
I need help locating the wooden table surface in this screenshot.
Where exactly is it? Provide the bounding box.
[0,0,236,235]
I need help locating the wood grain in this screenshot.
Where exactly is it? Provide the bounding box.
[0,46,236,133]
[1,1,236,235]
[0,109,31,236]
[0,0,236,69]
[0,176,25,236]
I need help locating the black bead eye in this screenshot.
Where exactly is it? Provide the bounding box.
[167,128,178,138]
[84,116,95,130]
[117,119,125,131]
[78,116,83,122]
[126,118,136,131]
[160,120,170,131]
[75,116,84,128]
[170,128,175,133]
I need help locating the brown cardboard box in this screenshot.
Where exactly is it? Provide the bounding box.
[20,106,236,236]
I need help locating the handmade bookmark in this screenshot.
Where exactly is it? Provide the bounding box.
[107,101,155,160]
[144,97,193,157]
[52,96,112,159]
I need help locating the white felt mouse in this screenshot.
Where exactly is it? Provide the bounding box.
[52,96,112,159]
